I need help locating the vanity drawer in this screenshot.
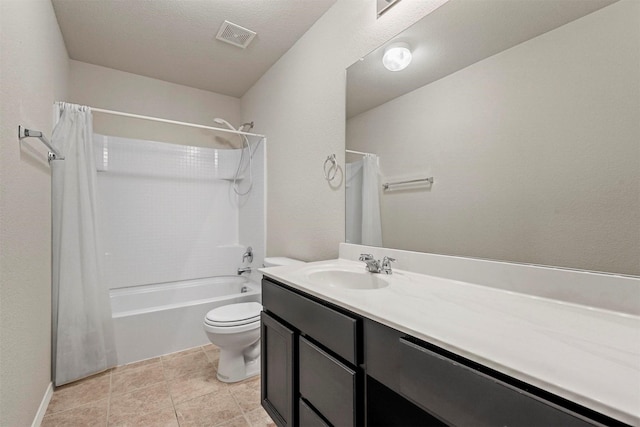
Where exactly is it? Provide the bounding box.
[262,279,359,364]
[299,336,358,427]
[398,337,596,427]
[299,399,330,427]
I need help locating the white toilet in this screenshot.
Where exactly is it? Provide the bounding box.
[203,256,304,383]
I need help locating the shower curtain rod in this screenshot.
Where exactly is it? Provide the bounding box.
[346,149,376,156]
[87,106,265,138]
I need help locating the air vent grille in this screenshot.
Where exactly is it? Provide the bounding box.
[216,20,256,49]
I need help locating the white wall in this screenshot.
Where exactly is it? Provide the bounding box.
[0,1,69,425]
[69,60,242,148]
[241,0,448,261]
[347,0,640,275]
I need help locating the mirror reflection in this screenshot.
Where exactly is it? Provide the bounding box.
[346,0,639,276]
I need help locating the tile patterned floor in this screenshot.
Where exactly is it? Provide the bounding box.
[42,344,276,427]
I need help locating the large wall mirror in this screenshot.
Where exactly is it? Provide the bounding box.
[345,0,639,276]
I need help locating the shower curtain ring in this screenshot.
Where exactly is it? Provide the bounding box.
[324,154,337,181]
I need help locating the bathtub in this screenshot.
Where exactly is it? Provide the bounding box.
[110,276,261,365]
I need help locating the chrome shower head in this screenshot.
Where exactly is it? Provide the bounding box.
[213,118,237,131]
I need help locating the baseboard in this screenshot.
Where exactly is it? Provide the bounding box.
[31,382,53,427]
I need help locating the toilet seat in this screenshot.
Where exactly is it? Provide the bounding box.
[205,302,262,327]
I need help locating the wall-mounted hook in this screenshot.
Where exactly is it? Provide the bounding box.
[324,154,337,181]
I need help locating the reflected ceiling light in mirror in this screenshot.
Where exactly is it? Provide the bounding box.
[383,42,412,71]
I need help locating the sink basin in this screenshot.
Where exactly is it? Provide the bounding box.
[305,269,390,290]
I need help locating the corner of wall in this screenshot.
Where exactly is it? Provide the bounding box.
[239,0,448,262]
[0,0,69,425]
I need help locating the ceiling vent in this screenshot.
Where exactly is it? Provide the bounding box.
[216,20,257,49]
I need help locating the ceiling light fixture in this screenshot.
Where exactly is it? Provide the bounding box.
[382,42,412,71]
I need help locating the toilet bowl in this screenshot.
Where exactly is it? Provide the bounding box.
[203,257,305,383]
[203,301,262,383]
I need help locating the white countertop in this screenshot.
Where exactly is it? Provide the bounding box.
[261,259,640,426]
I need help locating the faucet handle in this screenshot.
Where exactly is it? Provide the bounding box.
[381,256,396,274]
[243,246,253,263]
[359,253,375,261]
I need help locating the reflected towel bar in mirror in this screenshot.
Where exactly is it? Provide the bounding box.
[382,177,434,191]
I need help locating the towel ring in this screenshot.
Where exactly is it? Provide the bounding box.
[324,154,337,181]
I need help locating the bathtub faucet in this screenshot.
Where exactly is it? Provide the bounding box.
[237,267,252,275]
[242,246,253,263]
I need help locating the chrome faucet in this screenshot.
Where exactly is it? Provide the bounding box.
[381,256,396,275]
[359,253,379,272]
[359,254,396,274]
[237,267,252,275]
[358,254,396,274]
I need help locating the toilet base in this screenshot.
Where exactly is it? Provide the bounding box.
[216,340,261,383]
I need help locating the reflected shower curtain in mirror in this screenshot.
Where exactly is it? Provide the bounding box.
[346,154,382,246]
[51,102,116,386]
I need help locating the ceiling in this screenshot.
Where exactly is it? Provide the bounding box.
[347,0,617,118]
[51,0,337,98]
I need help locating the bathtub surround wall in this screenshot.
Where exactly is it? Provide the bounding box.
[240,0,449,261]
[0,1,69,425]
[95,134,264,288]
[346,0,640,275]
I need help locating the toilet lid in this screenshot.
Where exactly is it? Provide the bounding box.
[205,302,262,327]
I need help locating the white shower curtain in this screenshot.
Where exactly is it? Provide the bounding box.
[346,154,383,246]
[361,154,383,246]
[51,102,116,386]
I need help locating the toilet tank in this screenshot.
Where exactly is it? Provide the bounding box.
[263,257,305,267]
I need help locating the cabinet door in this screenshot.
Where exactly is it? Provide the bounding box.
[261,312,295,427]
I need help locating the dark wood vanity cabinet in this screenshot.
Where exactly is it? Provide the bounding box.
[262,278,618,427]
[364,319,618,427]
[261,278,363,427]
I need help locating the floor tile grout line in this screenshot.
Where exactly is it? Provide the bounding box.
[228,387,260,425]
[162,354,179,416]
[160,351,183,426]
[105,369,112,427]
[230,393,254,427]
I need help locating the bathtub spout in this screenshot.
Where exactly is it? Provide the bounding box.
[237,267,252,275]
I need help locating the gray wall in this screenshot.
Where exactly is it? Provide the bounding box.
[0,0,69,425]
[68,60,241,148]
